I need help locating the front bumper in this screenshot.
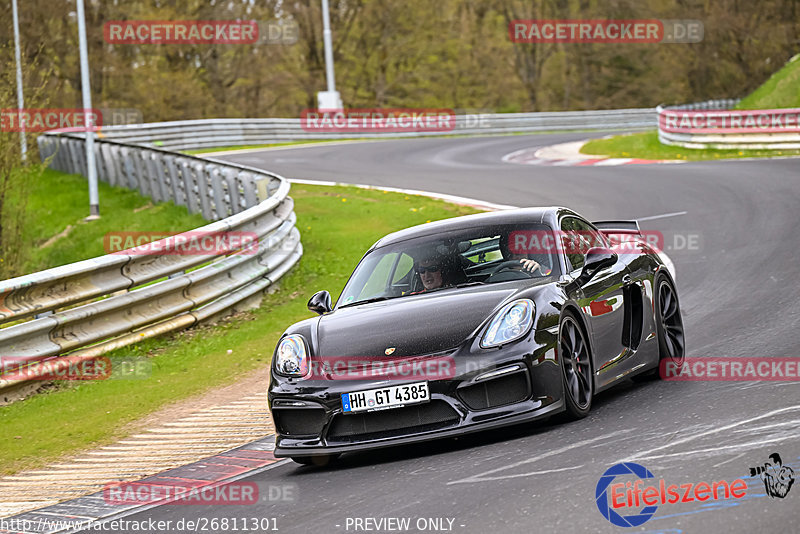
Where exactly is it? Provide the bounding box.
[269,337,562,458]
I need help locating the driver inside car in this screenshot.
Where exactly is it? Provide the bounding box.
[499,232,553,276]
[410,249,467,293]
[416,256,445,291]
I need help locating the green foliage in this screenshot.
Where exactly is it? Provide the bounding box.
[737,53,800,109]
[0,44,49,278]
[1,0,798,119]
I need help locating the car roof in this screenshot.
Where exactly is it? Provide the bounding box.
[371,206,578,250]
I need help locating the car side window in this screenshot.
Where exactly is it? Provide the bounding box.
[560,217,606,272]
[358,253,397,298]
[391,253,414,284]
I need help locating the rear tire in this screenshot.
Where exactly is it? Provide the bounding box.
[631,276,685,382]
[559,313,593,419]
[654,276,685,378]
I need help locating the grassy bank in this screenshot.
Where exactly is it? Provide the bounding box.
[18,169,207,275]
[0,183,479,475]
[736,53,800,110]
[580,131,800,161]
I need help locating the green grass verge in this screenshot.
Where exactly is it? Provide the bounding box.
[0,183,479,475]
[736,53,800,110]
[182,139,345,155]
[580,131,800,161]
[19,169,207,275]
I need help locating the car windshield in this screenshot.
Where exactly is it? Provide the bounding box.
[338,223,559,307]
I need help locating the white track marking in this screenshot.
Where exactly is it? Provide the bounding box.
[501,146,543,163]
[594,158,633,165]
[633,436,798,463]
[712,452,747,469]
[448,430,628,484]
[618,405,800,464]
[636,210,688,221]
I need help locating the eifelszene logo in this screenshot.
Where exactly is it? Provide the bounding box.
[595,462,748,527]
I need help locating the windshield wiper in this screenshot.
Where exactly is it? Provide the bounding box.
[454,282,484,288]
[339,296,392,308]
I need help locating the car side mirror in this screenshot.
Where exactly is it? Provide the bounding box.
[580,247,617,281]
[308,290,333,315]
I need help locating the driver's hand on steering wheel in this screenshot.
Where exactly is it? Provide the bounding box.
[518,259,551,275]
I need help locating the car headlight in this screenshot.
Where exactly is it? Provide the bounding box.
[274,334,309,376]
[481,299,535,348]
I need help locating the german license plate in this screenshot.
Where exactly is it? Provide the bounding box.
[341,382,429,413]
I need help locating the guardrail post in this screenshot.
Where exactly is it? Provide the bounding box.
[223,168,243,213]
[208,164,230,219]
[194,162,214,219]
[240,172,258,208]
[99,143,116,186]
[178,158,200,214]
[67,140,82,175]
[164,154,184,207]
[131,150,149,197]
[143,152,163,203]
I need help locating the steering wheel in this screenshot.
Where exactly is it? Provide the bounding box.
[490,259,537,277]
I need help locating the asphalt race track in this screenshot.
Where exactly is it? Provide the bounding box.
[90,133,800,533]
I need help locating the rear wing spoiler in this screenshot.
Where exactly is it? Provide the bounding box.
[591,220,642,236]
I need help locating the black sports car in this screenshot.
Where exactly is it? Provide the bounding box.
[268,207,685,464]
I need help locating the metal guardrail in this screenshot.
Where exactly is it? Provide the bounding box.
[96,108,658,151]
[661,99,739,111]
[658,99,800,149]
[0,133,302,398]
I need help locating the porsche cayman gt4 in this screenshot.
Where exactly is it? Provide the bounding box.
[268,207,684,464]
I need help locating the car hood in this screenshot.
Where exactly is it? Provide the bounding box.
[316,285,521,357]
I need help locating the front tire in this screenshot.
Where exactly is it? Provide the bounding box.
[559,313,593,419]
[291,454,340,467]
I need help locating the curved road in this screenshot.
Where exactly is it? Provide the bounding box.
[108,133,800,533]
